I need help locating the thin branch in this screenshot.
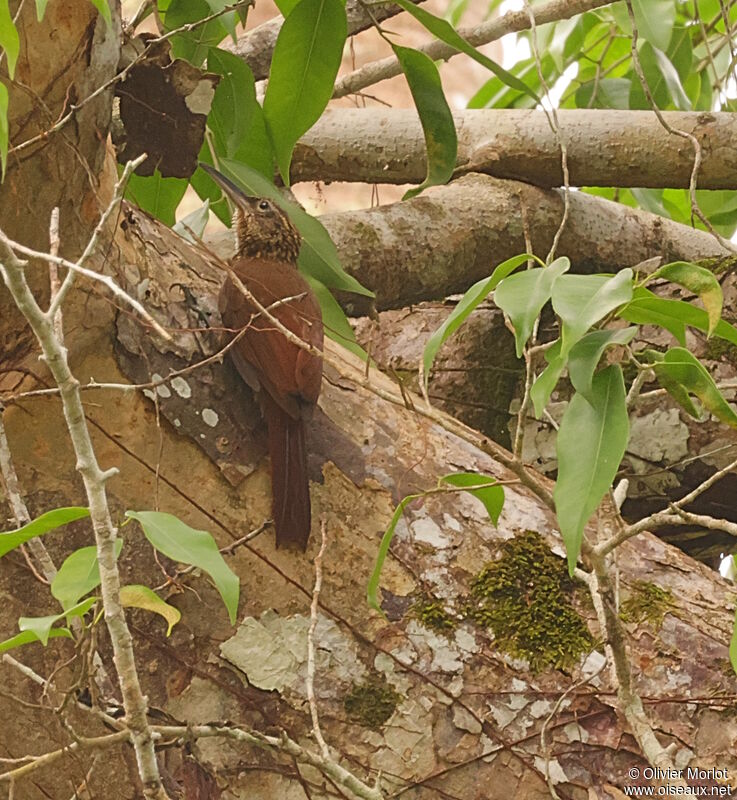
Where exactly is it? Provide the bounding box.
[624,0,737,255]
[0,239,169,798]
[307,520,330,761]
[333,0,614,98]
[48,156,146,320]
[152,724,384,800]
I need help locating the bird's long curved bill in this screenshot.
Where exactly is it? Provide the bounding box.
[199,162,254,205]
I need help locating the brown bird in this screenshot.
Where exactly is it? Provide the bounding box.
[202,164,323,550]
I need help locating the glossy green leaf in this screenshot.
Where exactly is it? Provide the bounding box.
[554,365,629,573]
[649,44,691,110]
[263,0,347,183]
[439,473,504,525]
[125,170,188,227]
[173,199,210,243]
[393,45,457,200]
[126,511,239,624]
[0,81,7,180]
[392,0,538,103]
[219,158,372,297]
[552,270,633,357]
[19,598,97,646]
[422,253,535,392]
[568,327,638,403]
[652,261,722,336]
[120,585,181,636]
[0,0,18,78]
[88,0,112,28]
[367,494,421,613]
[34,0,49,20]
[51,540,124,610]
[305,275,366,359]
[631,0,675,51]
[206,48,272,178]
[0,507,90,558]
[643,348,700,418]
[0,628,72,654]
[619,287,737,347]
[652,347,737,427]
[530,339,565,418]
[494,257,570,357]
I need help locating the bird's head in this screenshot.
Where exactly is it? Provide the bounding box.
[200,164,301,264]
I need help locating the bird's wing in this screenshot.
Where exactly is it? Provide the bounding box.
[219,259,323,419]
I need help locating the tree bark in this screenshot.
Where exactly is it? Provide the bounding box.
[294,108,737,189]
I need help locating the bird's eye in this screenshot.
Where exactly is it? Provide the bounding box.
[258,200,269,211]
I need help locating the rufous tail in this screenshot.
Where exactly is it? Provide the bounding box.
[262,393,311,550]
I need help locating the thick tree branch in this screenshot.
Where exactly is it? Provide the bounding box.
[293,108,737,190]
[226,0,424,81]
[311,174,732,313]
[333,0,614,98]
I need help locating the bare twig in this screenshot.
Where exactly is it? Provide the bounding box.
[307,520,330,760]
[624,0,737,255]
[0,238,169,798]
[333,0,614,98]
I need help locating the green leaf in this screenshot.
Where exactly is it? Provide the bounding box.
[393,45,457,200]
[204,0,238,41]
[0,81,7,180]
[439,473,504,525]
[51,540,124,610]
[392,0,539,103]
[35,0,49,20]
[421,253,535,393]
[125,170,188,227]
[219,158,372,297]
[0,0,18,79]
[575,78,632,110]
[552,270,633,357]
[163,0,230,65]
[619,288,737,347]
[263,0,347,183]
[19,598,97,646]
[88,0,112,28]
[273,0,301,14]
[0,507,90,558]
[568,327,638,403]
[305,275,366,360]
[206,48,272,178]
[652,347,737,427]
[530,339,565,418]
[367,494,421,614]
[120,584,181,635]
[494,257,570,357]
[0,628,72,654]
[648,44,691,110]
[125,511,239,624]
[173,199,210,243]
[631,0,674,51]
[651,261,722,337]
[554,364,629,573]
